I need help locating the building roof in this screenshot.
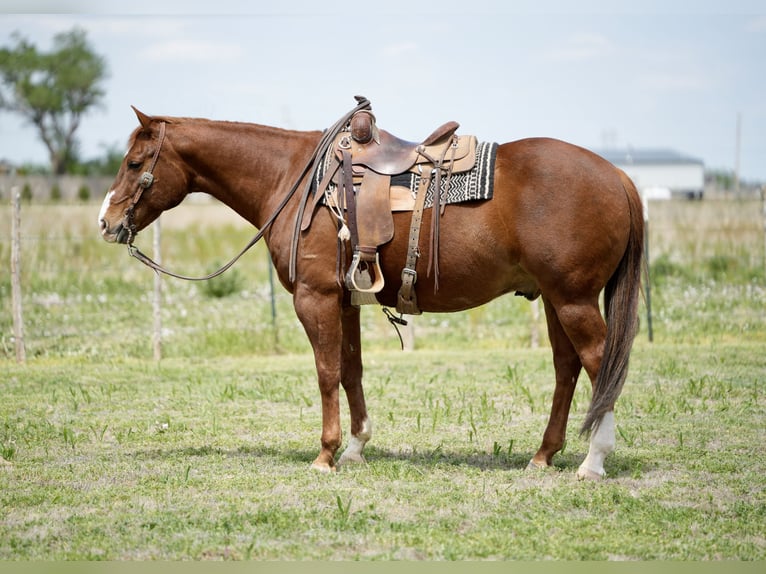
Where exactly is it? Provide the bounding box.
[593,148,704,167]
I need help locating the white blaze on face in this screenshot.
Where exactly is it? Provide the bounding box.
[98,190,115,231]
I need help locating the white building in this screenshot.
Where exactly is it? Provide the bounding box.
[593,148,705,200]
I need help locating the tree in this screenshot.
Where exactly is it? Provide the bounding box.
[0,28,108,175]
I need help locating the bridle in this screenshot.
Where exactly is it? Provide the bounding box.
[127,120,166,244]
[112,120,167,246]
[121,96,373,282]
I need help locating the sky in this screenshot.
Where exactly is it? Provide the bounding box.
[1,1,765,182]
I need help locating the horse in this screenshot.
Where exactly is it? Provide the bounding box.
[98,100,644,480]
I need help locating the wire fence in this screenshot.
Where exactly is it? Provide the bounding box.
[3,192,766,363]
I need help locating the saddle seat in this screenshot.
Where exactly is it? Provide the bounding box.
[344,118,461,176]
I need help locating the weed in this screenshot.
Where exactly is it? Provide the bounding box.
[60,425,79,449]
[650,253,689,283]
[1,441,16,462]
[77,184,91,202]
[335,495,352,528]
[21,182,32,202]
[617,424,643,447]
[199,263,244,298]
[89,424,108,442]
[115,427,134,445]
[220,383,239,401]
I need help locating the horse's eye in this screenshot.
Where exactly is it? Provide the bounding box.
[127,160,142,170]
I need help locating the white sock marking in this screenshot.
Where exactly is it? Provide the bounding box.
[578,410,615,478]
[338,417,372,464]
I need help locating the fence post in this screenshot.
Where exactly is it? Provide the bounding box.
[400,316,415,352]
[762,185,766,276]
[153,219,162,361]
[267,253,279,350]
[10,186,26,363]
[642,193,654,343]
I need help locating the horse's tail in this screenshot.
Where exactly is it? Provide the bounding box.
[580,171,645,436]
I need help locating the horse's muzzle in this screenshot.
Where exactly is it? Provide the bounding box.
[99,219,131,244]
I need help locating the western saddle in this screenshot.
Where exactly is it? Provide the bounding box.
[302,106,478,315]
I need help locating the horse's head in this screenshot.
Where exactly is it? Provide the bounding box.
[98,107,189,244]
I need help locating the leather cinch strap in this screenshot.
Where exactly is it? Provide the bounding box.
[396,170,432,315]
[395,136,457,313]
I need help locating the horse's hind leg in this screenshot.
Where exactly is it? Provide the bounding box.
[337,305,372,466]
[529,297,583,469]
[532,296,615,478]
[555,300,616,480]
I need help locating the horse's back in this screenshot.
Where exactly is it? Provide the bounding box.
[495,137,630,206]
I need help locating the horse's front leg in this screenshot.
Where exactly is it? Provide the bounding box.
[294,287,345,472]
[337,304,372,467]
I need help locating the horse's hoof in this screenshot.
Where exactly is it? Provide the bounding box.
[337,452,367,468]
[526,458,550,471]
[576,466,605,481]
[310,460,336,474]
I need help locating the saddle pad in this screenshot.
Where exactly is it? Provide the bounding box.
[312,140,498,210]
[391,141,497,209]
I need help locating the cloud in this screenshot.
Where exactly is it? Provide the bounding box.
[545,33,612,62]
[381,41,419,58]
[746,15,766,32]
[140,40,242,63]
[92,18,188,38]
[638,71,708,92]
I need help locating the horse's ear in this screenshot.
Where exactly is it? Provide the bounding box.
[131,106,153,128]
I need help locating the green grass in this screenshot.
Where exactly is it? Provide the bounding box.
[0,200,765,559]
[1,344,764,559]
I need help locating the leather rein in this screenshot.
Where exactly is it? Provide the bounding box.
[124,97,372,282]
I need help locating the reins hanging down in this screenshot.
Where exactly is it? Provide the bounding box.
[127,96,373,282]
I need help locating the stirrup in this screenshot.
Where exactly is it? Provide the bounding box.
[345,251,385,294]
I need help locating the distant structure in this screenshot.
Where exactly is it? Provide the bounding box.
[594,148,705,200]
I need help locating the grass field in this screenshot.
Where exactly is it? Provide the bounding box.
[1,199,765,560]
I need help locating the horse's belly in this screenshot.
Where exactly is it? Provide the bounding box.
[375,245,533,313]
[370,202,532,312]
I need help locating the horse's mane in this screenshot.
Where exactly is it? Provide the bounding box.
[126,115,315,149]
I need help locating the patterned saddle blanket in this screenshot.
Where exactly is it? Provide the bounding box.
[313,139,498,212]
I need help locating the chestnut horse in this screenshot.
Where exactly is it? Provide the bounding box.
[98,102,643,479]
